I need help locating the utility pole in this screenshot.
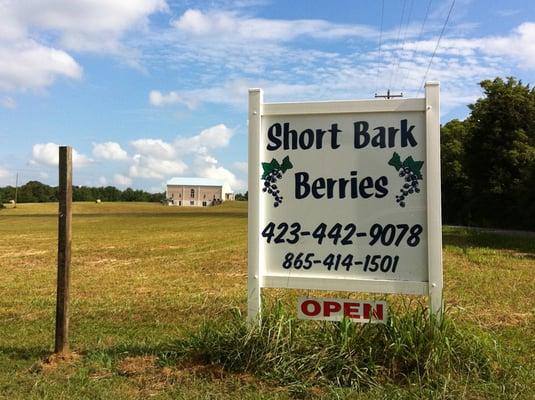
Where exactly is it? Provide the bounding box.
[14,172,19,208]
[374,89,403,99]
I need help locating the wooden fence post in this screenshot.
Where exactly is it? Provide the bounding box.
[55,146,72,353]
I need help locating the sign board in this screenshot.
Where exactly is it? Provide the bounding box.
[297,297,387,323]
[248,82,442,322]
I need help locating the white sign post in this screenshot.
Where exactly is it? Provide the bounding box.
[248,83,442,322]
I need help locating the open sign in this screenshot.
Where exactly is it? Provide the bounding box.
[297,297,387,324]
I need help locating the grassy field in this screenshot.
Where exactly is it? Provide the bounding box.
[0,202,533,399]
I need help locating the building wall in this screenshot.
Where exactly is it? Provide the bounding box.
[166,185,224,206]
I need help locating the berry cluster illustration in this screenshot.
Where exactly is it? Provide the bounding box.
[388,152,424,208]
[261,156,293,207]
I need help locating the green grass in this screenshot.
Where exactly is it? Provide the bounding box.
[0,202,533,399]
[170,303,520,399]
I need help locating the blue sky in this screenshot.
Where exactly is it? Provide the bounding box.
[1,0,534,192]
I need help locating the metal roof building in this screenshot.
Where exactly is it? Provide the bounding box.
[165,177,234,206]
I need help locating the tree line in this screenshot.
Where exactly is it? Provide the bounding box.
[1,77,533,230]
[0,181,165,204]
[441,77,534,231]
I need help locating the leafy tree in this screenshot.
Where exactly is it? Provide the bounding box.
[235,191,248,201]
[17,181,56,203]
[465,77,535,229]
[0,181,165,204]
[440,119,472,224]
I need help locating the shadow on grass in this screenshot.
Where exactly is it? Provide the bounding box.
[0,346,51,361]
[443,227,535,255]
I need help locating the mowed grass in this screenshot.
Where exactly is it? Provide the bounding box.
[0,202,533,399]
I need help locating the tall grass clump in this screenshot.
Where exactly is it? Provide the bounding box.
[172,302,508,392]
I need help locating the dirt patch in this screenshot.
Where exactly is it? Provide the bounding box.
[117,355,158,376]
[175,361,227,379]
[31,351,81,373]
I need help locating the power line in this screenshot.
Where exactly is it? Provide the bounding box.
[387,0,408,90]
[418,0,456,94]
[374,0,385,95]
[1,168,44,173]
[388,0,415,90]
[399,0,433,95]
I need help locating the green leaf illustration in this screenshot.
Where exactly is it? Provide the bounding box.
[280,156,293,173]
[261,162,274,179]
[388,152,403,170]
[261,158,289,179]
[388,152,424,180]
[402,156,424,179]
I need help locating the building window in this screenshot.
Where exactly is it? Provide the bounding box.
[190,188,195,198]
[202,201,207,207]
[190,200,194,206]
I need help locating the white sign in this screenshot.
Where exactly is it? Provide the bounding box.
[248,83,443,322]
[297,297,387,324]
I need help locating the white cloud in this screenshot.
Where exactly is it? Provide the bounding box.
[193,154,245,192]
[25,125,238,188]
[128,154,187,179]
[175,124,233,152]
[92,142,128,160]
[481,22,535,69]
[117,124,236,184]
[2,0,168,53]
[130,138,175,159]
[148,6,535,120]
[0,96,16,109]
[148,90,198,109]
[31,143,92,167]
[386,22,535,76]
[113,173,132,186]
[148,29,509,114]
[150,79,314,109]
[172,9,376,42]
[0,40,82,92]
[232,161,248,174]
[0,0,167,94]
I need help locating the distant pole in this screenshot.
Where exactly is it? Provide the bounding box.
[14,172,18,208]
[374,89,403,99]
[55,146,72,354]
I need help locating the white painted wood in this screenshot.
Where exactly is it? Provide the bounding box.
[247,89,263,323]
[425,81,444,318]
[263,98,425,116]
[263,275,428,295]
[248,87,443,320]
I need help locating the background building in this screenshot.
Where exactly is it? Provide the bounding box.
[166,177,234,206]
